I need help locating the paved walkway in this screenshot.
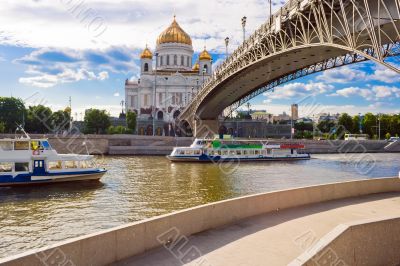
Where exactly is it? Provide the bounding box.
[114,192,400,266]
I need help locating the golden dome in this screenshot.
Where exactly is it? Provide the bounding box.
[157,16,192,46]
[199,47,212,61]
[140,45,153,59]
[192,62,200,71]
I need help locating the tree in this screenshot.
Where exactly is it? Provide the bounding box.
[52,110,71,133]
[338,113,353,132]
[352,116,362,134]
[0,97,26,133]
[83,109,110,134]
[126,110,137,133]
[107,125,133,134]
[385,132,391,140]
[0,122,5,133]
[363,113,376,137]
[317,120,336,134]
[25,105,53,134]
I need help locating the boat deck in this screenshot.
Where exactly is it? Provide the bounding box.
[114,191,400,266]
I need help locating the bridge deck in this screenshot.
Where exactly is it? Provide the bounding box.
[114,191,400,266]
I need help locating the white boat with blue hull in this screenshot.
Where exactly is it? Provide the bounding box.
[0,137,106,187]
[167,138,311,162]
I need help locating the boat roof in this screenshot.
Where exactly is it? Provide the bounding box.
[0,138,48,142]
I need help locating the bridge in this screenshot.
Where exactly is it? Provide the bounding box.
[179,0,400,137]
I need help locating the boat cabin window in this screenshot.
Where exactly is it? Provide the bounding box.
[14,141,29,150]
[64,161,77,169]
[236,150,242,155]
[177,150,184,155]
[194,150,201,155]
[184,150,192,155]
[0,162,12,172]
[87,160,96,168]
[15,162,29,172]
[31,140,51,151]
[0,141,13,151]
[255,150,259,155]
[34,161,43,168]
[41,141,51,150]
[48,161,62,170]
[222,150,228,155]
[243,150,248,155]
[79,161,89,169]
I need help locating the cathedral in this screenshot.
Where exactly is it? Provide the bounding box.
[125,16,213,136]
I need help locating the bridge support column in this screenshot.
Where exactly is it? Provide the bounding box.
[194,120,219,138]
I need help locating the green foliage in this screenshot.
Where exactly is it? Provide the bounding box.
[0,97,26,133]
[107,125,133,135]
[317,120,336,133]
[385,132,391,140]
[126,110,137,133]
[83,109,111,134]
[363,113,376,137]
[0,122,5,133]
[52,110,71,133]
[25,105,53,134]
[337,113,353,138]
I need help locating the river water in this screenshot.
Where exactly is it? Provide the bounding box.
[0,153,399,258]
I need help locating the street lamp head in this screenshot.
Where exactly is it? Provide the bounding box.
[242,16,247,27]
[225,37,230,46]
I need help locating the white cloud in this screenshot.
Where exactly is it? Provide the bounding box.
[373,85,400,98]
[369,64,400,83]
[113,92,120,97]
[329,87,374,100]
[316,66,367,83]
[19,68,109,88]
[98,71,109,80]
[263,82,334,100]
[0,0,285,53]
[328,85,400,101]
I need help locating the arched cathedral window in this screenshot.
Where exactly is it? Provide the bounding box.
[144,63,149,72]
[174,55,177,65]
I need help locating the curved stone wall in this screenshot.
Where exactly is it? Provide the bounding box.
[1,177,400,266]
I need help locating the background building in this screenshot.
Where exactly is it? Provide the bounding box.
[291,104,299,120]
[125,16,212,136]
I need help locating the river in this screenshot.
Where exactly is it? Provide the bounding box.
[0,153,399,259]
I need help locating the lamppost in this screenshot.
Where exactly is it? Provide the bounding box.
[202,68,206,84]
[378,113,381,140]
[153,52,159,136]
[268,0,272,24]
[225,37,229,58]
[241,16,247,42]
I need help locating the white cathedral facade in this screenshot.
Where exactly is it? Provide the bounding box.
[125,16,212,136]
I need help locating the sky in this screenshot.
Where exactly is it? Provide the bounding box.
[0,0,399,120]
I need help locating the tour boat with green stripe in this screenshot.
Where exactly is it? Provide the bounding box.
[167,138,310,162]
[0,134,106,187]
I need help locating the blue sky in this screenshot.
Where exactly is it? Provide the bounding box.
[0,0,399,119]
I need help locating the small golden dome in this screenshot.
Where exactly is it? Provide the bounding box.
[157,16,192,46]
[199,47,211,61]
[192,62,200,71]
[140,45,153,59]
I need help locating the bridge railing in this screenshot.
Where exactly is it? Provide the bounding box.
[188,0,310,113]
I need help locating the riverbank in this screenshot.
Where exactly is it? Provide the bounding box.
[0,134,399,155]
[1,177,400,266]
